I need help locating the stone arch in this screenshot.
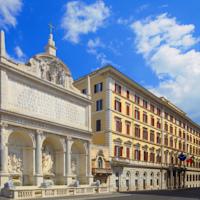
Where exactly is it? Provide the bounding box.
[71,140,87,184]
[8,130,34,185]
[42,135,64,184]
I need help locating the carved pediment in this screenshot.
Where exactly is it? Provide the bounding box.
[25,54,79,92]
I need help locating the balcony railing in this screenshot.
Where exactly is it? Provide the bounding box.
[92,168,112,175]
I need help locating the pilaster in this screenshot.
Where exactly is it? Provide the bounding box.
[105,76,113,157]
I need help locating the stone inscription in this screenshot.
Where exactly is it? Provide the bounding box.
[7,77,87,128]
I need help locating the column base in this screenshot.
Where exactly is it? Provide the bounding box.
[0,173,9,188]
[64,175,74,186]
[87,175,94,185]
[35,174,43,186]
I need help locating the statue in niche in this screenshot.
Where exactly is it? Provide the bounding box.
[42,147,54,175]
[71,159,77,175]
[58,68,66,86]
[40,60,48,80]
[8,153,23,173]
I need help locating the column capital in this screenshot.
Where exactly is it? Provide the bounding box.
[0,122,8,129]
[36,129,43,135]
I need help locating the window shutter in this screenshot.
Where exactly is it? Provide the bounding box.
[138,150,141,160]
[114,100,117,110]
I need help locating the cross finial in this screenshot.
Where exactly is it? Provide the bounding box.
[48,23,54,34]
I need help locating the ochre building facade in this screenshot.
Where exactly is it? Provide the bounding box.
[74,66,200,191]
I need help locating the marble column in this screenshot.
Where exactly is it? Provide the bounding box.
[65,136,73,185]
[86,141,93,185]
[35,130,43,186]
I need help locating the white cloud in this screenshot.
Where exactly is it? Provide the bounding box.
[0,0,22,28]
[131,13,200,122]
[87,37,105,54]
[61,1,110,43]
[15,46,24,58]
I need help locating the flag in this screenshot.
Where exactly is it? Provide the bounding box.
[178,153,186,161]
[186,156,194,164]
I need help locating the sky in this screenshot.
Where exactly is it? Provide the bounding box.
[1,0,200,123]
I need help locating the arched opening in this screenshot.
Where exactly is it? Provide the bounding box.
[71,140,87,184]
[8,131,34,186]
[42,135,64,185]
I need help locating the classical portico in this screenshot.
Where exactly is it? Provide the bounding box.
[0,29,95,197]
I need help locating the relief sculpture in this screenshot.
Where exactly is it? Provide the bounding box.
[8,153,23,173]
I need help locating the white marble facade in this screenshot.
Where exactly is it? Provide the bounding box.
[0,30,93,188]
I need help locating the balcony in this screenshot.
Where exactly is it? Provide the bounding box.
[111,157,162,168]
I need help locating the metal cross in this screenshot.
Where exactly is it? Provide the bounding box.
[48,23,54,34]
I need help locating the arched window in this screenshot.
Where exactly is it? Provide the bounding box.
[98,157,103,168]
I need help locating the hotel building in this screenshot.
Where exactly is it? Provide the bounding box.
[74,65,200,191]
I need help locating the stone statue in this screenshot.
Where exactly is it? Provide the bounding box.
[8,153,23,173]
[58,68,66,86]
[40,61,48,79]
[42,147,54,175]
[71,159,77,175]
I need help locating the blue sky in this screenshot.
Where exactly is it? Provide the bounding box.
[1,0,200,123]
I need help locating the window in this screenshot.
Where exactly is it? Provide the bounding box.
[82,88,87,94]
[135,125,140,138]
[170,125,173,134]
[157,108,161,116]
[114,146,123,157]
[94,82,103,93]
[151,116,155,126]
[143,128,148,140]
[156,155,161,163]
[165,112,168,119]
[164,136,168,146]
[150,153,155,162]
[135,109,140,120]
[97,157,103,168]
[156,133,161,144]
[96,99,103,111]
[126,122,131,135]
[150,104,155,113]
[135,95,140,105]
[170,115,173,122]
[150,131,154,143]
[165,123,168,132]
[96,120,101,132]
[157,120,161,129]
[115,83,121,94]
[126,90,130,99]
[126,104,130,115]
[115,118,122,132]
[143,112,148,123]
[144,151,148,162]
[126,147,130,159]
[143,100,148,109]
[135,149,140,160]
[114,100,121,112]
[170,137,173,147]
